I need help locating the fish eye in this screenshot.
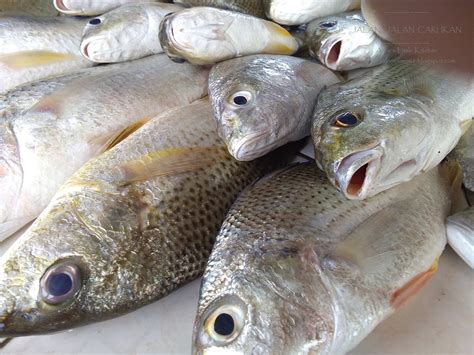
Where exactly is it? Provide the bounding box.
[89,18,101,25]
[229,91,252,107]
[40,262,82,305]
[204,305,244,344]
[320,21,337,28]
[332,112,362,128]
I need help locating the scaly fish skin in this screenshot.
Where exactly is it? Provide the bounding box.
[306,11,391,71]
[173,0,266,18]
[0,14,93,93]
[209,55,339,161]
[81,3,183,63]
[194,162,456,354]
[159,7,298,65]
[264,0,361,25]
[0,100,289,336]
[311,60,474,200]
[53,0,172,16]
[0,55,209,241]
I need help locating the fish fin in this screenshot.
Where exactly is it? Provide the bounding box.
[390,258,439,309]
[439,159,468,214]
[460,118,473,135]
[102,117,152,152]
[0,51,75,69]
[263,22,298,54]
[117,145,229,185]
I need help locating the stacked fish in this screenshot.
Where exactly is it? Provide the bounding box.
[0,0,472,353]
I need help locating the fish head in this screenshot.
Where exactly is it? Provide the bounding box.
[312,79,438,199]
[80,5,152,63]
[209,56,315,161]
[193,233,336,354]
[306,12,383,70]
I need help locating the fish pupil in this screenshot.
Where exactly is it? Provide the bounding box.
[320,21,336,28]
[233,96,248,106]
[89,18,101,25]
[47,273,73,296]
[336,112,359,127]
[214,313,234,336]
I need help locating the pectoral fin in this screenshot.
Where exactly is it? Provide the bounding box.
[0,51,76,69]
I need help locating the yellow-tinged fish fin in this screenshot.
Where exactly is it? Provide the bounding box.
[263,22,298,54]
[0,51,76,69]
[118,145,229,185]
[102,117,152,152]
[390,258,439,310]
[439,159,468,214]
[460,119,473,134]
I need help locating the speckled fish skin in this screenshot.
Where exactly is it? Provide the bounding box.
[312,60,474,200]
[53,0,172,16]
[193,162,458,354]
[264,0,361,25]
[209,55,339,161]
[0,55,209,242]
[173,0,266,18]
[447,207,474,269]
[0,100,291,336]
[305,11,391,71]
[0,14,93,94]
[449,124,474,191]
[159,7,298,65]
[81,3,183,63]
[0,0,58,16]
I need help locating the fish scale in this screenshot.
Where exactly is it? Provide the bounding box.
[174,0,266,18]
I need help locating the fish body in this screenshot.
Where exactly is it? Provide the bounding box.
[311,60,474,200]
[53,0,172,16]
[306,11,391,71]
[0,100,288,336]
[0,14,93,93]
[0,55,209,241]
[0,0,58,16]
[81,3,183,63]
[173,0,266,18]
[264,0,361,25]
[450,124,474,191]
[209,55,339,160]
[447,207,474,269]
[194,162,457,354]
[159,7,298,65]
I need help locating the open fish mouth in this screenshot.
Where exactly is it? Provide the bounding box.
[334,147,383,200]
[53,0,76,14]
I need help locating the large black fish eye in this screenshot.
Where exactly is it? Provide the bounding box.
[332,112,362,128]
[214,313,235,336]
[89,18,101,25]
[204,304,244,344]
[320,21,337,28]
[40,262,82,305]
[229,91,252,107]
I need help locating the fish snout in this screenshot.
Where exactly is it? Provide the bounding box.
[334,147,383,200]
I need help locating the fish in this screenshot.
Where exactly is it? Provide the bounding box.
[311,60,474,200]
[193,160,461,354]
[0,55,209,242]
[0,14,94,94]
[159,7,298,65]
[173,0,266,18]
[447,207,474,269]
[53,0,172,16]
[0,0,58,16]
[305,11,392,71]
[209,55,340,161]
[80,2,183,63]
[449,124,474,191]
[264,0,361,26]
[0,99,293,336]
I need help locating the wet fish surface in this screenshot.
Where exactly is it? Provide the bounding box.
[159,7,298,65]
[209,55,339,160]
[0,55,209,241]
[312,60,474,200]
[194,161,459,354]
[0,100,291,336]
[306,11,392,71]
[81,2,183,63]
[53,0,172,16]
[0,14,93,93]
[173,0,266,18]
[264,0,361,25]
[447,207,474,269]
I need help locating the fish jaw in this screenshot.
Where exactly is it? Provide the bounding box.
[334,146,382,200]
[227,131,272,161]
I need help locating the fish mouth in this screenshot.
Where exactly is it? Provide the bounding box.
[334,147,383,200]
[80,41,91,60]
[229,131,269,161]
[158,13,186,63]
[53,0,76,14]
[326,40,342,69]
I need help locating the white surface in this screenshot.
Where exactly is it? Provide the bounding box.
[0,235,473,354]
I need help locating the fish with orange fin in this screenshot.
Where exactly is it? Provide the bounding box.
[193,160,461,354]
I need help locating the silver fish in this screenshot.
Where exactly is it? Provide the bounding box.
[306,11,392,71]
[264,0,361,26]
[81,2,183,63]
[53,0,172,16]
[0,14,93,94]
[209,55,339,160]
[312,60,474,200]
[447,207,474,269]
[0,100,290,336]
[194,161,460,354]
[159,7,298,65]
[173,0,266,18]
[0,55,209,241]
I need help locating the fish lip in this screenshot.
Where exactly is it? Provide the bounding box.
[80,40,91,60]
[334,146,383,200]
[229,131,269,161]
[159,12,186,62]
[53,0,75,14]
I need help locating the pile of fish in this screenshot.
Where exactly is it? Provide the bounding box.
[0,0,472,353]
